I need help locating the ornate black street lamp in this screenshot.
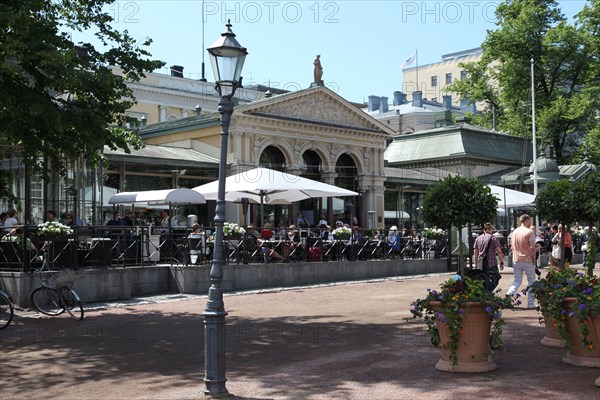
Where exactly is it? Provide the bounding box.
[203,20,247,397]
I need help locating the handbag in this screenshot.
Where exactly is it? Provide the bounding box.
[475,235,491,270]
[552,244,561,260]
[581,243,588,252]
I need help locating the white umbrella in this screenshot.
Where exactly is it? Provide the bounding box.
[487,185,535,208]
[194,168,358,224]
[108,188,206,205]
[193,168,358,204]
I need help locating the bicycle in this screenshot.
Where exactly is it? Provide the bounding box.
[0,288,14,329]
[30,249,84,321]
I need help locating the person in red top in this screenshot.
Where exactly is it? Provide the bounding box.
[554,224,573,268]
[506,214,537,308]
[259,223,274,240]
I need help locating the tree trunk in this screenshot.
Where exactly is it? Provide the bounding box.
[458,227,464,277]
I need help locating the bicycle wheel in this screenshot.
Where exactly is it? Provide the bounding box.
[31,286,64,316]
[0,291,14,329]
[59,287,84,321]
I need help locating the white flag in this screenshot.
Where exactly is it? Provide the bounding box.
[400,51,417,69]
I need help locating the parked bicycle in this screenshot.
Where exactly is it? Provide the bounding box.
[0,288,14,329]
[30,248,84,320]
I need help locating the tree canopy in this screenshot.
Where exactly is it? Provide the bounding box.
[534,180,578,225]
[422,175,498,276]
[446,0,600,165]
[0,0,165,199]
[422,176,498,230]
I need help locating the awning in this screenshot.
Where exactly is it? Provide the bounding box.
[108,188,206,205]
[384,210,410,219]
[487,185,535,208]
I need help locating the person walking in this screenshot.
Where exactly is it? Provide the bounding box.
[472,222,504,291]
[506,214,537,309]
[560,224,573,268]
[581,226,590,266]
[548,224,560,270]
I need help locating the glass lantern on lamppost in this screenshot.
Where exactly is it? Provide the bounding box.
[203,19,247,397]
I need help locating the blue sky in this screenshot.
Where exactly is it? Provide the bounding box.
[71,0,589,103]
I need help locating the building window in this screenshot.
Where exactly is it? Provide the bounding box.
[431,76,437,87]
[460,70,468,80]
[445,73,452,84]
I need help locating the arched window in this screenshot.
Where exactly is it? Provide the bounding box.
[301,150,322,181]
[259,146,286,171]
[335,154,357,191]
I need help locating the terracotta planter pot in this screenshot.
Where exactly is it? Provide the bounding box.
[429,301,497,372]
[536,294,565,348]
[562,298,600,368]
[540,313,565,348]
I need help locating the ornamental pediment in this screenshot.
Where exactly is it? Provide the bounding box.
[237,87,391,134]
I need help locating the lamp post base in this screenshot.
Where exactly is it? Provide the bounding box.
[203,309,229,396]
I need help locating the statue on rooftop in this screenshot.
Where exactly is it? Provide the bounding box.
[313,54,323,84]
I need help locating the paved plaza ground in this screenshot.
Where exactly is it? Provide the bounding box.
[1,265,599,399]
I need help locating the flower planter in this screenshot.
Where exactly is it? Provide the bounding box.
[537,295,565,348]
[562,298,600,367]
[429,301,497,372]
[540,313,565,348]
[224,235,242,241]
[38,235,70,242]
[334,234,350,240]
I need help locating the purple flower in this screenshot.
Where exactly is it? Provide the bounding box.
[561,310,567,315]
[458,309,465,314]
[432,290,438,296]
[578,272,584,277]
[579,304,586,310]
[439,317,447,323]
[554,284,561,289]
[515,293,521,298]
[568,312,575,317]
[493,312,500,319]
[485,306,493,313]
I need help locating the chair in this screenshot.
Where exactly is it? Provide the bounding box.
[387,235,402,259]
[287,240,304,261]
[188,234,206,265]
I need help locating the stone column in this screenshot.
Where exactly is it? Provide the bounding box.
[321,171,338,226]
[159,105,167,122]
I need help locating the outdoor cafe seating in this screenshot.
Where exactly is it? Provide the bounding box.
[0,225,450,272]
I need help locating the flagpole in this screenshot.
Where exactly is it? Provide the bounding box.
[416,49,419,92]
[531,57,539,234]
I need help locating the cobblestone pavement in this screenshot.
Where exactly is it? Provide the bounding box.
[1,265,599,399]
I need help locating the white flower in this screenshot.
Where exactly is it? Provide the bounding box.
[423,227,444,239]
[333,226,352,236]
[37,221,73,236]
[223,222,245,237]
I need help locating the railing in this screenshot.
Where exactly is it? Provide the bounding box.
[0,225,450,272]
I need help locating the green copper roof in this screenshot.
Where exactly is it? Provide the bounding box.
[385,123,532,168]
[138,113,220,139]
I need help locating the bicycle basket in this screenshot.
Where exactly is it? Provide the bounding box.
[47,269,76,288]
